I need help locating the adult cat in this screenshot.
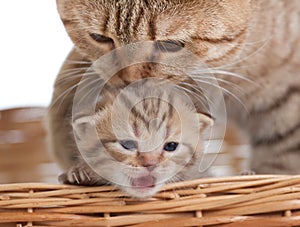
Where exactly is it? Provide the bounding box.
[48,0,300,184]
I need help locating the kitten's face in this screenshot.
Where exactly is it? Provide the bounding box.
[57,0,252,84]
[73,82,213,198]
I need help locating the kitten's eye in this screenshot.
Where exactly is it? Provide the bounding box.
[155,40,185,52]
[120,140,137,150]
[89,33,114,43]
[163,142,179,152]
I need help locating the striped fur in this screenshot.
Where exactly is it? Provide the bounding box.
[48,0,300,195]
[55,80,212,198]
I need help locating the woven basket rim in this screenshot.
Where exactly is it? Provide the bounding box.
[1,175,300,227]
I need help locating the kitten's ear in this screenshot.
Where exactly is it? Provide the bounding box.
[196,113,214,131]
[72,116,96,139]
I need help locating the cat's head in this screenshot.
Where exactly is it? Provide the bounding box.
[57,0,253,84]
[72,80,213,198]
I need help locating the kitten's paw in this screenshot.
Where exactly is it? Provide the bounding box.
[59,164,106,186]
[240,170,256,176]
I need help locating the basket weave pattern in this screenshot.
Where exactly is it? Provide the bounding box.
[1,175,300,227]
[1,108,300,226]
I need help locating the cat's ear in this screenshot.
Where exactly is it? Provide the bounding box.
[56,0,74,22]
[72,116,96,140]
[196,113,214,131]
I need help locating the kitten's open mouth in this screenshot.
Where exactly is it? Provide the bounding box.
[131,175,156,189]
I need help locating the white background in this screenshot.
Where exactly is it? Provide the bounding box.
[0,1,73,109]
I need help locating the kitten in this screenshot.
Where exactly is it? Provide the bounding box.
[57,80,213,198]
[48,0,300,193]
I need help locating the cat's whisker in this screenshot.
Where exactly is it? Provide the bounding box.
[191,77,239,98]
[179,79,221,105]
[59,66,91,76]
[65,60,92,65]
[76,78,104,106]
[187,68,253,111]
[57,70,99,85]
[191,77,249,112]
[190,75,248,96]
[190,68,257,86]
[49,82,81,111]
[50,71,102,112]
[174,84,210,112]
[175,82,214,110]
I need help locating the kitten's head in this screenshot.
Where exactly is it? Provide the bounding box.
[57,0,253,84]
[73,80,213,198]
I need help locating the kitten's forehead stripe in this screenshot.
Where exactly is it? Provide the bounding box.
[119,93,149,129]
[131,107,150,131]
[154,98,161,117]
[157,112,167,131]
[167,94,175,120]
[142,99,149,112]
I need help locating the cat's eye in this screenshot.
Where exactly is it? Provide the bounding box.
[155,40,185,52]
[163,142,179,152]
[89,33,114,43]
[120,140,137,150]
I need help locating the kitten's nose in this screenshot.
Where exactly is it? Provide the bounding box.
[137,152,161,170]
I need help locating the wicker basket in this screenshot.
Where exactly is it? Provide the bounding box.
[0,175,300,227]
[0,107,249,184]
[1,107,300,226]
[0,107,60,184]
